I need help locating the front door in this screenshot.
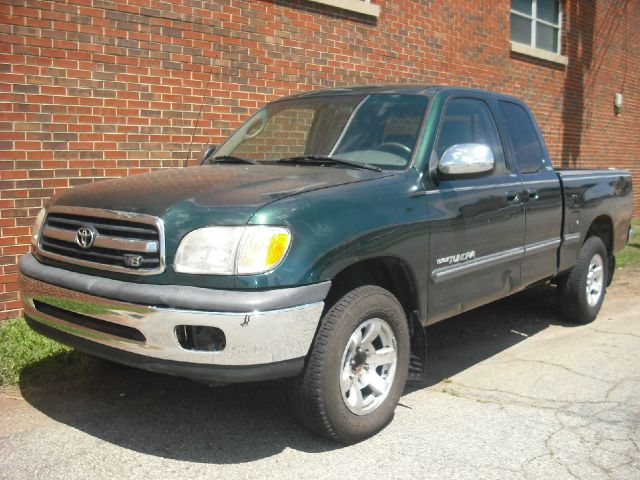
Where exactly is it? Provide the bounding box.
[426,97,525,322]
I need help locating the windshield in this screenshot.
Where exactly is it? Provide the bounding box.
[212,94,428,170]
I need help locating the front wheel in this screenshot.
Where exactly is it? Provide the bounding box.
[558,236,609,324]
[287,285,410,444]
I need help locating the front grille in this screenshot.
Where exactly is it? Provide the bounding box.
[38,207,164,275]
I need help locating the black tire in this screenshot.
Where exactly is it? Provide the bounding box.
[558,236,609,324]
[287,285,410,444]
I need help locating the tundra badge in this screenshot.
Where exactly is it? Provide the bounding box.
[436,251,476,266]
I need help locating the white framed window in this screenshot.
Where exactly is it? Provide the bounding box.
[510,0,568,65]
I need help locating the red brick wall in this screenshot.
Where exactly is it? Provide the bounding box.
[1,0,638,319]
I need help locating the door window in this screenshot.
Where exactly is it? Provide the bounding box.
[434,98,507,174]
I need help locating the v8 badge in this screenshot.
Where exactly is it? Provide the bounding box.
[124,254,144,268]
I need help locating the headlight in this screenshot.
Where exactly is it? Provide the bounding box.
[174,226,291,275]
[31,208,46,247]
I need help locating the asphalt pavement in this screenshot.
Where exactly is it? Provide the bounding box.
[1,270,639,479]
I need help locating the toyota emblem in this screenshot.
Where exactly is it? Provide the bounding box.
[75,225,97,249]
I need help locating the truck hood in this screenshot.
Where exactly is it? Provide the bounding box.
[51,164,387,224]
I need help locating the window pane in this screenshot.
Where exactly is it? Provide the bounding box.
[510,14,532,44]
[218,94,428,169]
[537,0,559,24]
[536,23,559,53]
[498,101,544,174]
[333,95,428,168]
[511,0,532,15]
[435,99,507,173]
[232,107,316,160]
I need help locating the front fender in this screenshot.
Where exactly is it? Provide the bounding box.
[234,170,429,292]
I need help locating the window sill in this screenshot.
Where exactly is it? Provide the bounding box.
[308,0,380,17]
[510,41,568,66]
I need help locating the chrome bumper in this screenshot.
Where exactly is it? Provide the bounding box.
[18,256,328,378]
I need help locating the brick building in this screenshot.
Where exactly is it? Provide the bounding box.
[0,0,638,319]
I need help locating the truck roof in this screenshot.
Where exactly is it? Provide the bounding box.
[279,84,521,103]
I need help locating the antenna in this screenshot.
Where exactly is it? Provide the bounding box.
[184,50,221,168]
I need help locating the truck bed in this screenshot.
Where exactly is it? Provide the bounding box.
[556,168,633,273]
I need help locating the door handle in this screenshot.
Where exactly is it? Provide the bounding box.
[526,189,539,201]
[506,191,522,204]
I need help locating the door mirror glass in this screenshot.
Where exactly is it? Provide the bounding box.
[438,143,495,176]
[202,144,218,164]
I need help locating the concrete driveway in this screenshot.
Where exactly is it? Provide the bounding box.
[1,270,639,479]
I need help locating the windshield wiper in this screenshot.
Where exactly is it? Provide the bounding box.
[207,155,257,165]
[277,155,382,172]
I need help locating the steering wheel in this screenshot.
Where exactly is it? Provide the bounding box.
[376,142,412,157]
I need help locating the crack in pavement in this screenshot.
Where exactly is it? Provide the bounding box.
[509,356,618,384]
[593,329,640,339]
[430,373,640,478]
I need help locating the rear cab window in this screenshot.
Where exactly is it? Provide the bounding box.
[497,101,546,174]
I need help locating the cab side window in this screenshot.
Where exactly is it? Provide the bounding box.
[434,98,508,174]
[498,101,545,174]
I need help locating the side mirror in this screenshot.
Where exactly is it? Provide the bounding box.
[202,144,218,164]
[438,143,495,176]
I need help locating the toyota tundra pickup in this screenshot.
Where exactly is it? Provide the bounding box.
[18,86,633,443]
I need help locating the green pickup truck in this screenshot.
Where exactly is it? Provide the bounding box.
[19,85,633,443]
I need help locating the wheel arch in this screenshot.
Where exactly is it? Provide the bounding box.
[585,215,615,285]
[586,215,614,255]
[323,256,420,320]
[323,256,426,380]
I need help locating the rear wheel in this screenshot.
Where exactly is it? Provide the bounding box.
[287,285,410,444]
[558,236,608,324]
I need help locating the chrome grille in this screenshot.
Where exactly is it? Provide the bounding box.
[38,206,165,275]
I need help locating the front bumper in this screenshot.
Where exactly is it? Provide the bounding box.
[18,254,330,382]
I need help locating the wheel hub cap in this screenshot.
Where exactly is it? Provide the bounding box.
[350,348,368,374]
[340,318,398,416]
[586,253,604,307]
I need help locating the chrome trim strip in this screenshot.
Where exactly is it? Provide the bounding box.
[520,179,561,185]
[524,237,561,256]
[425,181,523,194]
[20,272,324,366]
[38,205,166,275]
[563,233,581,245]
[432,237,565,284]
[42,225,159,254]
[557,174,627,181]
[431,247,524,284]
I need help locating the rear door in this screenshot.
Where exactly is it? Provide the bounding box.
[496,100,563,287]
[426,96,525,322]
